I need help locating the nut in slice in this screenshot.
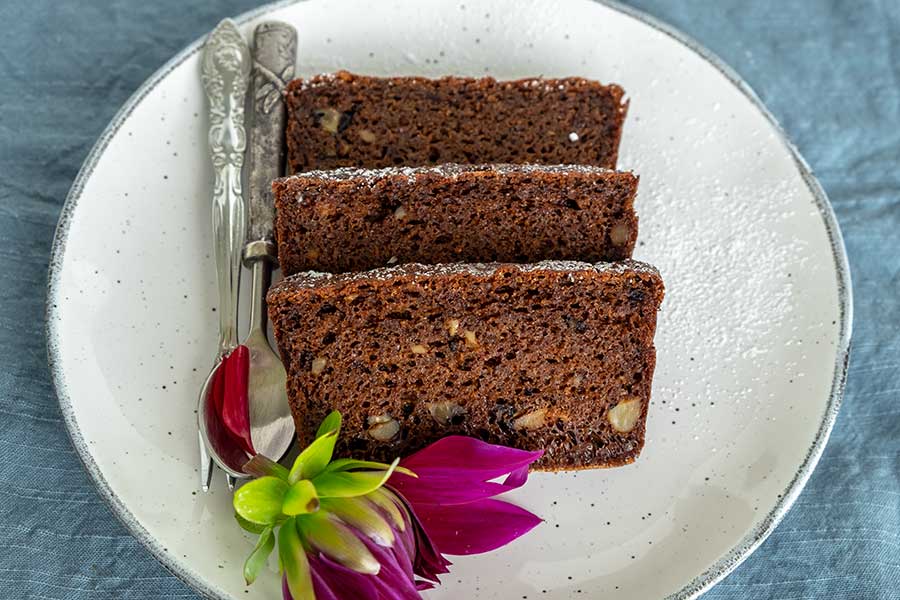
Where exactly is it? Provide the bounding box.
[315,107,343,134]
[463,330,479,349]
[427,401,467,426]
[513,408,547,431]
[367,415,400,441]
[610,222,632,246]
[310,357,327,375]
[607,397,641,433]
[446,318,460,336]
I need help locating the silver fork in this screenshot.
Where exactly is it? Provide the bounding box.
[197,18,251,491]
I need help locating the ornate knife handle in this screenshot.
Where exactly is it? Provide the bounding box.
[200,20,251,353]
[243,21,298,266]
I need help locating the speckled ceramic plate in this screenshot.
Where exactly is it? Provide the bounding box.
[47,0,852,598]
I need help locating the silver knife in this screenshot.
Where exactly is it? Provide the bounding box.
[197,18,251,490]
[241,22,297,463]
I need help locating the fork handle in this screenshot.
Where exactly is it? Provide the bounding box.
[201,19,251,354]
[212,163,245,351]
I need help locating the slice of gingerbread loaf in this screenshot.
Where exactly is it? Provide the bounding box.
[267,260,664,470]
[273,163,639,275]
[284,71,628,173]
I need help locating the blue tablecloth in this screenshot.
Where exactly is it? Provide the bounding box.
[1,1,897,598]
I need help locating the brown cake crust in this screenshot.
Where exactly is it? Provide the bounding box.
[272,163,639,275]
[284,72,629,173]
[267,260,664,470]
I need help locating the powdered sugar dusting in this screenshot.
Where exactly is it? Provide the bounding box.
[277,163,620,188]
[271,259,659,293]
[296,72,339,90]
[293,72,613,95]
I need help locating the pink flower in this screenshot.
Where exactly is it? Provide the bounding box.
[297,437,543,599]
[232,413,543,600]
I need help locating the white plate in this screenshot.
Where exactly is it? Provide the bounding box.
[47,0,852,598]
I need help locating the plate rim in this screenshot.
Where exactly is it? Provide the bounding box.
[45,1,853,599]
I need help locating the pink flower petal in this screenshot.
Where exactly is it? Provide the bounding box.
[307,572,337,600]
[308,553,378,600]
[219,346,256,455]
[221,345,254,455]
[359,537,423,600]
[390,473,517,507]
[399,436,542,481]
[503,464,530,488]
[391,437,542,508]
[400,496,452,583]
[202,367,248,469]
[393,510,416,560]
[387,529,415,582]
[416,498,543,555]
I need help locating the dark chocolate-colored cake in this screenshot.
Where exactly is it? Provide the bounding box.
[267,260,664,470]
[284,72,628,173]
[273,163,639,275]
